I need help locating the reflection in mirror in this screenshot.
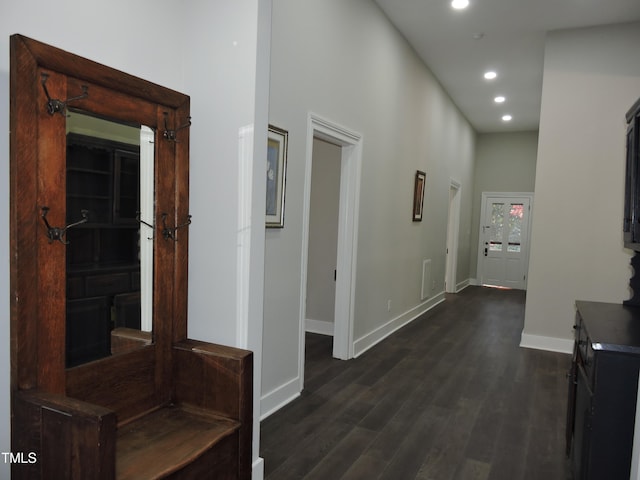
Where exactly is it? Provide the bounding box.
[65,111,155,368]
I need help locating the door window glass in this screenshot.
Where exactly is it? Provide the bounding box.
[508,203,524,253]
[490,202,504,251]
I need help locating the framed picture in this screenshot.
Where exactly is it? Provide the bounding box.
[266,125,288,228]
[413,170,426,221]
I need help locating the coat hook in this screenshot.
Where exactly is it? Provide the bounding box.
[162,111,192,142]
[135,211,155,230]
[41,73,88,116]
[161,213,192,241]
[136,211,155,240]
[41,206,89,244]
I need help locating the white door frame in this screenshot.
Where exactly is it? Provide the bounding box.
[299,113,362,390]
[476,191,534,289]
[445,179,461,293]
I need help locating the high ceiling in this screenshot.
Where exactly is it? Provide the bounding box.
[373,0,640,133]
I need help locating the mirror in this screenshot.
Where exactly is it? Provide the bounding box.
[65,111,155,367]
[10,33,191,398]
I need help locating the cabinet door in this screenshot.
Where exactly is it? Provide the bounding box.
[625,111,640,245]
[573,364,592,480]
[566,342,578,455]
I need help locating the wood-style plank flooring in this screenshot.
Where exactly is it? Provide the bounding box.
[260,286,573,480]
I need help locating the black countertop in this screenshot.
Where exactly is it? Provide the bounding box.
[576,300,640,354]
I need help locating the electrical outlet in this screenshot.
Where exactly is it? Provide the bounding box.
[387,300,392,312]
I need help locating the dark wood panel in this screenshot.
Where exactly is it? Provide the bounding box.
[66,76,158,129]
[66,346,158,423]
[173,339,253,479]
[12,390,116,480]
[13,35,188,110]
[36,67,67,394]
[116,405,238,480]
[172,98,191,343]
[10,33,40,392]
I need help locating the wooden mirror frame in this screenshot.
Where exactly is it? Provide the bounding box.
[10,34,190,415]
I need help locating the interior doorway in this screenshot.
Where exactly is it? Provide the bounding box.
[445,180,461,293]
[305,138,341,343]
[298,113,363,391]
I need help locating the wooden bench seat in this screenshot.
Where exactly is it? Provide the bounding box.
[117,405,240,480]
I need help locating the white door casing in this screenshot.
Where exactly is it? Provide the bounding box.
[299,113,363,391]
[445,179,461,293]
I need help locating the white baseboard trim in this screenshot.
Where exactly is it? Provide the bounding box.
[456,279,470,292]
[519,332,573,354]
[252,457,265,480]
[353,292,446,358]
[260,376,300,421]
[305,318,334,336]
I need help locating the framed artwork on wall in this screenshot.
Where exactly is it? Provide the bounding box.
[266,125,288,228]
[413,170,426,221]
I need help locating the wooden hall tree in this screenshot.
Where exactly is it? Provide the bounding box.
[10,34,252,479]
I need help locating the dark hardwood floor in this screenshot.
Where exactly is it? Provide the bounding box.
[260,286,573,480]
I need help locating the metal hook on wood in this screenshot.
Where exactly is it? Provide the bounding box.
[161,213,192,241]
[162,111,191,142]
[135,211,155,230]
[41,72,88,116]
[41,206,89,244]
[136,211,155,240]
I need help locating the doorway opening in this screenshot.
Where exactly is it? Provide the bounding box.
[445,180,461,293]
[299,113,362,391]
[304,137,341,360]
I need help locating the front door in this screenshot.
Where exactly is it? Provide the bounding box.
[478,194,532,289]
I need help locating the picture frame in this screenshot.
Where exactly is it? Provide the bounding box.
[413,170,426,221]
[266,125,288,228]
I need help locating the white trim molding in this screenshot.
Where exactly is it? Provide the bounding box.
[519,332,573,354]
[252,458,265,480]
[455,279,470,293]
[353,292,446,357]
[305,319,334,336]
[237,125,254,349]
[298,112,363,396]
[260,377,301,421]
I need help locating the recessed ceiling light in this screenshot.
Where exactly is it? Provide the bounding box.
[494,96,506,103]
[502,114,512,122]
[451,0,470,10]
[484,71,497,80]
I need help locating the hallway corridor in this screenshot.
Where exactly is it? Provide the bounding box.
[260,286,572,480]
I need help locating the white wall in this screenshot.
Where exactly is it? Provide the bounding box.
[470,131,538,279]
[522,22,640,351]
[1,0,270,477]
[262,0,476,414]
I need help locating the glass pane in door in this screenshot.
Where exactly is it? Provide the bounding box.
[490,202,504,251]
[507,203,523,252]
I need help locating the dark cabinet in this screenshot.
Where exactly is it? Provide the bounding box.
[624,98,640,250]
[566,301,640,479]
[65,133,141,367]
